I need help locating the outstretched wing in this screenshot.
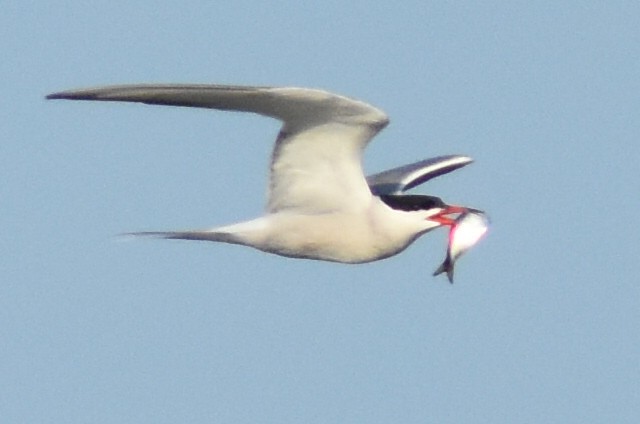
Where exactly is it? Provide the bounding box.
[48,84,389,213]
[367,155,473,195]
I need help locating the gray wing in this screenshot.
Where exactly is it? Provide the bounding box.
[46,84,387,132]
[47,84,389,213]
[367,155,473,195]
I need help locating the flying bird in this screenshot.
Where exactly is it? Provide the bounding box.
[47,84,483,272]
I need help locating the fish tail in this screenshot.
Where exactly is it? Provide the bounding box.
[433,257,455,284]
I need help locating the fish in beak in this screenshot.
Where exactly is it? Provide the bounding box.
[433,209,489,283]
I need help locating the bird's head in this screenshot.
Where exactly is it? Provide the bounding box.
[379,194,468,227]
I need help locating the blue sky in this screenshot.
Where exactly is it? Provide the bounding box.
[3,2,639,423]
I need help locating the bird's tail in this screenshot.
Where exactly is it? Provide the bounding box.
[121,218,269,246]
[122,230,239,243]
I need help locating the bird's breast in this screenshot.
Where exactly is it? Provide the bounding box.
[258,202,433,263]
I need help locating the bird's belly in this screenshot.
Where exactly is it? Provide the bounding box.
[259,212,416,263]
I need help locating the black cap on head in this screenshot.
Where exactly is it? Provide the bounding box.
[379,194,446,212]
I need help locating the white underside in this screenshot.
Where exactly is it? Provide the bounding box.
[183,197,441,263]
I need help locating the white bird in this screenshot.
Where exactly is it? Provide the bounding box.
[47,84,480,265]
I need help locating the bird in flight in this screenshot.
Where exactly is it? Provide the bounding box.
[47,84,486,280]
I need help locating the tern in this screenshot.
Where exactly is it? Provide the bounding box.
[47,84,480,264]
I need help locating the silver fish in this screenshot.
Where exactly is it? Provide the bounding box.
[433,210,489,283]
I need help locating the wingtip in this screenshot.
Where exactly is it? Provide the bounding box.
[443,154,474,168]
[46,89,89,100]
[45,92,64,100]
[46,88,97,101]
[450,154,474,166]
[46,84,128,101]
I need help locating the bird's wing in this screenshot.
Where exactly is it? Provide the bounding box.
[48,84,389,213]
[367,155,473,195]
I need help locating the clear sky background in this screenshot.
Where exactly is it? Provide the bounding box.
[3,2,639,423]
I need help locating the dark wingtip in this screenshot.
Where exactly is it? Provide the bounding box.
[46,90,86,100]
[46,86,107,100]
[46,90,90,100]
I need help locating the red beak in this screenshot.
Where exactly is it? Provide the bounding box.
[429,205,467,226]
